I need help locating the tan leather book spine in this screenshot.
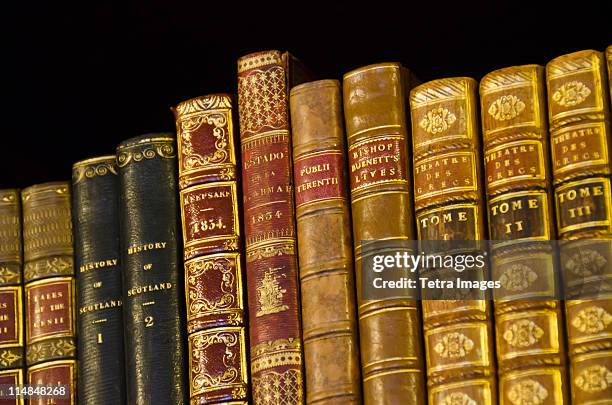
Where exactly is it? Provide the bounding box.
[0,190,24,405]
[22,182,77,405]
[410,77,497,404]
[343,62,425,405]
[546,49,612,404]
[480,65,569,404]
[174,94,249,404]
[237,50,304,405]
[290,80,361,404]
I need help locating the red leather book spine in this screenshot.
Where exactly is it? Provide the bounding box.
[237,50,304,405]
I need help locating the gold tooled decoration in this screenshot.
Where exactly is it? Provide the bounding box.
[499,264,538,291]
[572,306,612,334]
[175,94,232,115]
[178,111,229,171]
[26,338,76,365]
[190,331,242,393]
[0,266,20,284]
[433,332,474,359]
[419,107,457,134]
[116,140,176,168]
[503,320,544,347]
[246,244,294,263]
[0,349,21,367]
[187,258,236,316]
[574,365,612,393]
[552,80,591,107]
[252,369,303,405]
[256,268,289,317]
[565,250,607,276]
[507,379,548,405]
[442,392,477,405]
[24,257,73,281]
[488,95,526,121]
[237,65,287,134]
[72,156,118,184]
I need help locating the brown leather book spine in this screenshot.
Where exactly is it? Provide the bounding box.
[22,182,77,405]
[290,80,361,404]
[343,62,425,405]
[546,50,612,404]
[480,65,569,404]
[173,94,249,404]
[0,190,24,405]
[237,50,304,405]
[410,77,497,404]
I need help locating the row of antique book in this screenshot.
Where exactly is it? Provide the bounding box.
[0,45,611,405]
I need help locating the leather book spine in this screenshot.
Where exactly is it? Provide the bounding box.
[117,134,187,405]
[343,62,425,405]
[290,80,361,404]
[72,156,126,404]
[237,50,304,405]
[546,50,612,405]
[410,77,497,404]
[173,94,249,404]
[480,65,569,404]
[0,189,24,405]
[22,182,77,405]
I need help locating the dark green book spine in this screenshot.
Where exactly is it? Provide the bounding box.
[117,134,187,405]
[72,156,126,404]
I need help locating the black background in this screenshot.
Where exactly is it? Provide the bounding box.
[2,0,611,188]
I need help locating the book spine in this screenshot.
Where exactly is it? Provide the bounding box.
[0,189,25,405]
[173,94,249,404]
[290,79,362,404]
[410,77,497,404]
[343,62,425,404]
[72,156,126,404]
[237,50,304,405]
[22,182,77,405]
[546,50,612,405]
[117,134,187,405]
[480,65,569,404]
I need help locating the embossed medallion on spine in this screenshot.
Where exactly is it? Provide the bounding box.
[174,94,249,404]
[72,156,126,404]
[546,49,612,405]
[22,182,77,404]
[480,65,569,404]
[117,135,187,405]
[343,62,425,405]
[410,77,497,404]
[0,190,24,405]
[237,50,304,405]
[290,80,362,404]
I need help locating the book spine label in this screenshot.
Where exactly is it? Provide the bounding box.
[238,50,304,405]
[291,80,362,404]
[27,359,77,405]
[72,156,126,404]
[547,50,612,404]
[117,135,187,405]
[174,94,249,404]
[410,77,496,404]
[343,63,425,405]
[22,182,76,404]
[0,190,24,374]
[480,65,569,404]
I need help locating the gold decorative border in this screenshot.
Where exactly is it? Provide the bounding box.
[25,277,75,344]
[116,138,176,167]
[72,156,117,184]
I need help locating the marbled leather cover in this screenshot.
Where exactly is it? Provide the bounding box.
[290,79,362,404]
[174,94,249,405]
[343,62,425,405]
